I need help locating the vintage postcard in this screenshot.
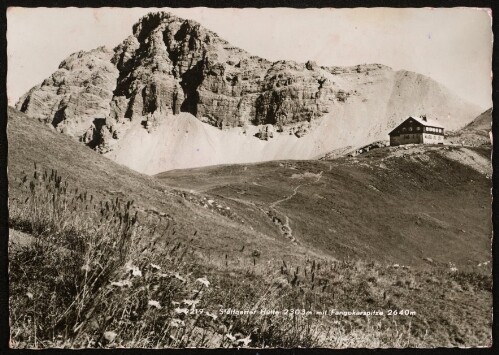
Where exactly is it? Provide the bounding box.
[7,7,492,348]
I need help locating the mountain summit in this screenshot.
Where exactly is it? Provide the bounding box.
[16,11,482,173]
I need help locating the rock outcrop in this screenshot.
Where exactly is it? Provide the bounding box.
[18,47,119,138]
[255,124,275,140]
[16,11,484,167]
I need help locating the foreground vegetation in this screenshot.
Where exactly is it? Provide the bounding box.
[9,166,492,348]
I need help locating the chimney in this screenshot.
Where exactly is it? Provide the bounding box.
[422,114,427,122]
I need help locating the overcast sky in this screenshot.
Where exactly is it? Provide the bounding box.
[7,7,493,109]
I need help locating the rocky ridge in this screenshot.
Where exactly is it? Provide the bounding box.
[446,108,492,147]
[17,11,483,164]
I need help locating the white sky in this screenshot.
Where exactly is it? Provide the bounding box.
[7,7,493,109]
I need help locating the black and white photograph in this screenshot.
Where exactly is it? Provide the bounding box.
[6,6,493,348]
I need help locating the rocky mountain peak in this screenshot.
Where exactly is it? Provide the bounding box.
[16,11,482,165]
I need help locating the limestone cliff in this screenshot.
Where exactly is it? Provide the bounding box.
[17,11,483,162]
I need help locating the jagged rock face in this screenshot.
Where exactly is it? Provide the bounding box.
[110,12,273,129]
[17,47,119,137]
[17,11,483,160]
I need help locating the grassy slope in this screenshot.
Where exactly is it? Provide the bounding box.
[157,145,492,269]
[446,108,492,146]
[153,144,492,346]
[7,107,310,265]
[464,108,492,131]
[8,107,492,347]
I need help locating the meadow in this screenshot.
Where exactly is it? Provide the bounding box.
[9,165,492,348]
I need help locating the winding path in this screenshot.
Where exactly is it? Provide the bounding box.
[268,171,323,244]
[270,183,303,208]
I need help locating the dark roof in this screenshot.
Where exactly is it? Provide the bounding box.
[389,116,444,135]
